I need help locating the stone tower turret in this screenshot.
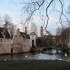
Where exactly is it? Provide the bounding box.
[40,26,43,37]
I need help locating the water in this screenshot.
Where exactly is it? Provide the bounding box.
[0,50,70,62]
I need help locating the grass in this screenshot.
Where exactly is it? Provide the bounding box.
[0,60,70,70]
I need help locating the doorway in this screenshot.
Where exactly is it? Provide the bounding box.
[32,40,34,48]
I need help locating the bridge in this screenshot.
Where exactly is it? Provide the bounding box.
[30,47,46,52]
[31,47,70,53]
[35,47,46,52]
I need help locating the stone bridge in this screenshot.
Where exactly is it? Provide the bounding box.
[35,47,70,53]
[33,47,46,52]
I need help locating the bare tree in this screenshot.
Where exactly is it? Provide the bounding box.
[10,0,70,35]
[0,16,4,27]
[21,0,70,35]
[4,15,15,37]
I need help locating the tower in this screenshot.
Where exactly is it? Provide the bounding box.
[40,26,43,37]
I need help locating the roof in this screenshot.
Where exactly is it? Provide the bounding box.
[30,32,37,36]
[0,27,11,38]
[20,32,30,39]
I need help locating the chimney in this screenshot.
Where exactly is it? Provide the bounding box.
[40,26,43,37]
[25,27,27,34]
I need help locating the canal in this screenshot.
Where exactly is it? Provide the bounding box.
[0,50,70,62]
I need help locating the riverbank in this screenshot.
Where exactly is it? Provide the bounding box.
[0,60,70,70]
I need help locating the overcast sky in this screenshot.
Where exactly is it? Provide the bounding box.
[0,0,70,35]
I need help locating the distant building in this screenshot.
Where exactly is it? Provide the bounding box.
[11,27,31,53]
[0,24,11,54]
[36,37,46,47]
[36,26,46,47]
[36,26,56,47]
[0,25,40,54]
[45,35,56,47]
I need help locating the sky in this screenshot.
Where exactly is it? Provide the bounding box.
[0,0,21,23]
[0,0,70,35]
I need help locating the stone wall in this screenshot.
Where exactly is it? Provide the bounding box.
[0,38,11,54]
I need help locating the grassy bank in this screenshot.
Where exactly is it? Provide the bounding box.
[0,60,70,70]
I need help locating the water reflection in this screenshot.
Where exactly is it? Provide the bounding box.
[0,50,70,62]
[29,53,59,60]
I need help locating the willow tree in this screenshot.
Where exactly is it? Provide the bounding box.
[20,0,70,35]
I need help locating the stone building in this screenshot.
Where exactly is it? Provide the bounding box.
[0,26,11,54]
[11,28,31,53]
[36,26,56,47]
[36,26,46,47]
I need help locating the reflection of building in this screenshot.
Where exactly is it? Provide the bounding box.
[0,24,11,54]
[30,32,37,48]
[12,28,31,53]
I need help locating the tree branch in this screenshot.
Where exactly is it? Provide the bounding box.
[45,0,54,35]
[59,0,64,28]
[24,0,45,25]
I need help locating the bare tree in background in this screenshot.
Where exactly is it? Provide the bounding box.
[4,15,15,37]
[0,16,3,26]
